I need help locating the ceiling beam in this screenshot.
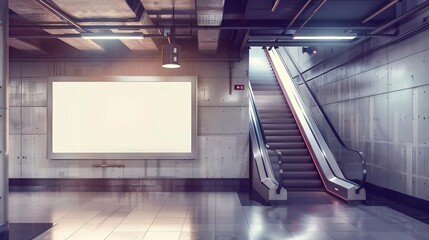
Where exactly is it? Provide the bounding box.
[10,20,378,31]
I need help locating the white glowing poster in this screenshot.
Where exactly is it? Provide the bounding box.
[48,77,196,159]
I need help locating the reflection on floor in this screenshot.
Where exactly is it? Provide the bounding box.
[0,223,53,240]
[365,193,429,225]
[7,192,429,240]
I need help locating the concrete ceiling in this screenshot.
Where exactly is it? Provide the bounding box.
[8,0,404,57]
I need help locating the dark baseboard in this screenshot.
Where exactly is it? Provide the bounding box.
[9,178,250,192]
[365,182,429,214]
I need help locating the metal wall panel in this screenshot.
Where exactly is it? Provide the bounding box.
[388,90,413,144]
[68,160,103,178]
[373,94,389,142]
[198,77,248,107]
[388,29,429,63]
[193,136,222,178]
[175,160,193,178]
[388,143,408,193]
[123,160,146,178]
[8,135,21,178]
[220,135,249,178]
[415,146,429,178]
[9,62,21,78]
[21,62,52,78]
[9,107,21,135]
[159,161,176,177]
[415,175,429,201]
[389,50,429,92]
[355,97,371,143]
[355,66,389,98]
[413,85,429,145]
[9,78,21,106]
[198,107,248,135]
[21,107,47,135]
[21,78,48,106]
[21,135,50,178]
[105,160,125,178]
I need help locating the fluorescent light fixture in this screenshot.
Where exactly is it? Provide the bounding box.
[293,35,356,40]
[81,32,144,40]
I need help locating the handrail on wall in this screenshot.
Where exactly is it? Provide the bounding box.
[279,48,367,193]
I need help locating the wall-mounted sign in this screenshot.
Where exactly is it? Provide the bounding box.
[234,84,245,90]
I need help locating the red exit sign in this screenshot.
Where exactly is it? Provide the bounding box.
[234,85,245,90]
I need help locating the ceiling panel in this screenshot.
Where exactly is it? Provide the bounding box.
[51,0,137,19]
[140,0,195,11]
[9,38,44,52]
[9,0,105,51]
[9,0,62,22]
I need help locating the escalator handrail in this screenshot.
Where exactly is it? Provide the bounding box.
[249,84,283,194]
[279,48,367,193]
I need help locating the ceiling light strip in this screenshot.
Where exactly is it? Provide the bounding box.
[293,35,356,40]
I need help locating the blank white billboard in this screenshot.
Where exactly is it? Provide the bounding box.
[48,77,196,159]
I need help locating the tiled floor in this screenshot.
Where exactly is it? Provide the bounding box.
[7,192,429,240]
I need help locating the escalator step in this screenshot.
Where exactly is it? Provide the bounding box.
[256,103,290,109]
[258,108,292,114]
[264,129,301,136]
[269,142,306,149]
[279,149,309,156]
[262,123,298,130]
[282,179,324,189]
[254,95,285,100]
[266,136,303,142]
[260,118,296,124]
[282,171,320,179]
[259,113,293,119]
[252,86,280,91]
[251,82,280,86]
[282,163,316,171]
[253,91,283,96]
[282,155,312,163]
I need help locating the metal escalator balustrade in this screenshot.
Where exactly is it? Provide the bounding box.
[275,48,367,193]
[263,47,366,201]
[250,48,324,191]
[249,85,284,195]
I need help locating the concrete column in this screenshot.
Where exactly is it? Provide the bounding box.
[0,0,8,232]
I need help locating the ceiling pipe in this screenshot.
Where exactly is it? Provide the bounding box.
[9,25,290,31]
[272,0,312,43]
[271,0,281,12]
[9,34,192,39]
[285,0,312,32]
[362,0,400,24]
[36,0,86,32]
[294,0,327,34]
[371,0,429,34]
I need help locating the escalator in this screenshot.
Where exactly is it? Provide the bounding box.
[250,50,323,191]
[249,47,367,201]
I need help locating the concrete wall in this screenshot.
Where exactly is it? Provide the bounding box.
[8,55,249,179]
[286,9,429,201]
